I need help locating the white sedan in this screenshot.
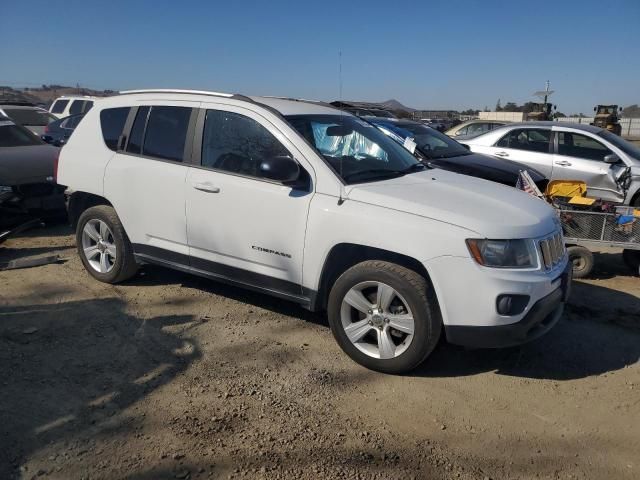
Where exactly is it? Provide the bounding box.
[461,121,640,205]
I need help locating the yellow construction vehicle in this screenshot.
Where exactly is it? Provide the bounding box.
[592,105,622,135]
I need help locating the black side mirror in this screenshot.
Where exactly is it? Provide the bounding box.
[41,134,54,144]
[260,155,300,184]
[462,143,471,150]
[604,153,620,164]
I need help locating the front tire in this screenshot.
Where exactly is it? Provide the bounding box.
[327,261,441,374]
[76,205,138,283]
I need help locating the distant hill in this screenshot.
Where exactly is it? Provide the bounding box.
[0,85,115,106]
[380,99,415,112]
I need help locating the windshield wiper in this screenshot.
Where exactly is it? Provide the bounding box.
[402,163,427,173]
[423,151,468,159]
[342,169,406,182]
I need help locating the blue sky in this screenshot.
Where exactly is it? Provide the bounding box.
[1,0,638,114]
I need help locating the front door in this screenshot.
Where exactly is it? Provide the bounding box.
[185,106,314,300]
[552,130,623,202]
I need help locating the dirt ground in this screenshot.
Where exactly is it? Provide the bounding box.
[1,224,638,480]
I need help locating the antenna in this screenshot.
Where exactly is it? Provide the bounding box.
[337,50,346,205]
[339,51,343,101]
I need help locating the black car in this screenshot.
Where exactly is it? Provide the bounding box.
[41,113,84,147]
[365,117,548,191]
[0,115,64,219]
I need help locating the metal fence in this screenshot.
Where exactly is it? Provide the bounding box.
[556,117,640,140]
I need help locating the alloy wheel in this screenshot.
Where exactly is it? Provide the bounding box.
[340,281,414,359]
[81,219,117,273]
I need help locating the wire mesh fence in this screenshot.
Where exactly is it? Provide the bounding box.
[559,208,640,245]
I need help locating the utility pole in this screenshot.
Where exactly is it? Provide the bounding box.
[543,80,551,104]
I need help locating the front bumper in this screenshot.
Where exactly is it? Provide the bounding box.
[425,255,571,348]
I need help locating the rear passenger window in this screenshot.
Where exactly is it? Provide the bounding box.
[126,106,149,154]
[142,106,191,162]
[99,107,131,151]
[84,101,94,112]
[496,128,550,153]
[201,109,290,178]
[69,100,86,115]
[51,100,68,114]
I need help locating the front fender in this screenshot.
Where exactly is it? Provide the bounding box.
[302,194,474,292]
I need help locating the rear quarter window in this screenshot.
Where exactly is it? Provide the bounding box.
[99,107,131,151]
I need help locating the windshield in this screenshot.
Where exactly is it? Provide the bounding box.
[0,123,43,147]
[598,130,640,158]
[3,108,56,126]
[285,114,424,184]
[371,120,470,159]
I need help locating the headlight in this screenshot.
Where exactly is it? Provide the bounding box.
[466,239,538,268]
[0,185,13,194]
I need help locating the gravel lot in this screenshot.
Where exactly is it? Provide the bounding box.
[1,224,638,480]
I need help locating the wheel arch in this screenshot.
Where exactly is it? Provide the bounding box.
[68,191,113,229]
[312,243,436,312]
[630,186,640,207]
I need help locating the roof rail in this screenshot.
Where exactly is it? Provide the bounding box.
[259,95,334,109]
[118,89,235,98]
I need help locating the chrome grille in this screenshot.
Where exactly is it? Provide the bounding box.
[539,232,565,269]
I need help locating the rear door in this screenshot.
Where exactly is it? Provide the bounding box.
[103,102,198,260]
[552,130,623,202]
[483,127,554,178]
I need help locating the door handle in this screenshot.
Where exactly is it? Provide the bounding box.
[193,182,220,193]
[554,160,572,166]
[494,151,509,157]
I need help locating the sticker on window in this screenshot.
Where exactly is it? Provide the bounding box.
[403,137,417,154]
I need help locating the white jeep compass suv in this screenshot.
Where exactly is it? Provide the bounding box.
[57,89,571,373]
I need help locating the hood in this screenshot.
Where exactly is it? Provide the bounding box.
[428,152,546,187]
[345,169,557,239]
[0,144,59,186]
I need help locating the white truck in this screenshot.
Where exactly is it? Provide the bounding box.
[57,90,571,373]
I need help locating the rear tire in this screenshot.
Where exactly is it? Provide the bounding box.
[76,205,138,284]
[327,261,441,374]
[567,245,594,279]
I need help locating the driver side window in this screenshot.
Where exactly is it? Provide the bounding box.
[201,110,290,178]
[557,132,612,161]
